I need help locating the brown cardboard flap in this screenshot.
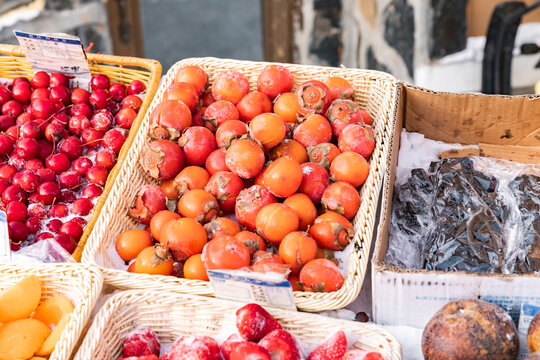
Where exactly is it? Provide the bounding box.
[479,143,540,164]
[404,84,540,146]
[441,144,540,164]
[440,147,480,159]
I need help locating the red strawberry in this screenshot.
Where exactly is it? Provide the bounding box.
[118,356,159,360]
[122,328,161,357]
[166,335,221,360]
[236,303,282,341]
[230,341,271,360]
[259,329,302,360]
[307,331,347,360]
[342,349,384,360]
[221,333,244,360]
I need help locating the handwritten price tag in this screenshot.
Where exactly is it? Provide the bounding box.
[14,31,91,79]
[208,269,296,311]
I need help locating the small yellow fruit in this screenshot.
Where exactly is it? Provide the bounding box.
[0,319,50,359]
[32,295,74,328]
[0,275,41,322]
[36,314,71,356]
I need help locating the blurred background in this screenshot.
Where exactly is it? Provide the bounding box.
[1,0,539,94]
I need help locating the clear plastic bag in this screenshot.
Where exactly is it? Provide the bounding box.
[387,154,540,275]
[9,238,76,264]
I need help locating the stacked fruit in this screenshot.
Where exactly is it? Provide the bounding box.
[0,71,146,253]
[117,64,375,293]
[117,303,382,360]
[0,276,76,359]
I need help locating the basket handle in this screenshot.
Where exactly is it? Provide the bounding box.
[0,44,24,57]
[0,44,161,76]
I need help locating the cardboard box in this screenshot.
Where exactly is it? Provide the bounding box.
[371,83,540,353]
[467,0,540,37]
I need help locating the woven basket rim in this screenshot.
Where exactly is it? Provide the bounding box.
[75,289,402,360]
[178,56,397,80]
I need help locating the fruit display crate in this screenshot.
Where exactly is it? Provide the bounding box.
[0,44,162,261]
[74,290,402,359]
[81,57,399,312]
[0,263,103,360]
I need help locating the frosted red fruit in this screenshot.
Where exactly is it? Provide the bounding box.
[299,163,331,204]
[235,185,277,231]
[103,128,127,154]
[307,331,347,360]
[295,80,331,116]
[204,149,228,175]
[236,303,282,341]
[203,100,239,129]
[326,99,371,137]
[71,198,93,216]
[149,99,192,140]
[257,65,294,99]
[214,120,247,148]
[178,126,217,166]
[61,190,76,203]
[321,181,361,220]
[220,334,244,360]
[118,356,158,360]
[90,109,114,132]
[212,70,249,105]
[55,233,76,253]
[342,349,383,360]
[141,140,184,180]
[230,342,271,360]
[128,185,167,225]
[47,204,68,219]
[58,170,82,190]
[204,171,245,212]
[259,329,302,360]
[307,142,341,170]
[82,184,103,199]
[122,328,160,357]
[166,335,221,360]
[225,139,265,179]
[338,123,376,159]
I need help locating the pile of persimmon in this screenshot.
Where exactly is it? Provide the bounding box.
[116,64,375,293]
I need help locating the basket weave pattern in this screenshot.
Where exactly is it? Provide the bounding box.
[0,263,103,360]
[75,290,402,360]
[82,57,399,311]
[0,44,162,261]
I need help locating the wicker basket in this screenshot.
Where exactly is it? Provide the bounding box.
[74,290,402,360]
[82,57,399,311]
[0,44,162,261]
[0,263,103,360]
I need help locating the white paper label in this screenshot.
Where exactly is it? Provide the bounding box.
[0,211,10,263]
[518,302,540,358]
[14,31,91,79]
[208,269,296,311]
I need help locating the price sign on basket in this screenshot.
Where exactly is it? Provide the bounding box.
[14,31,91,80]
[208,269,296,311]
